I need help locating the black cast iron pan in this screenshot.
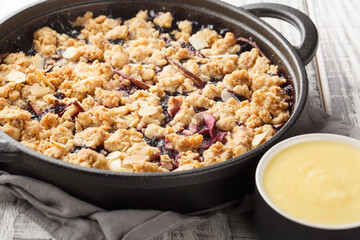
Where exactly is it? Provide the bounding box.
[0,0,318,213]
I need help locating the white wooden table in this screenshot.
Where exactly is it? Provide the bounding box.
[1,0,360,239]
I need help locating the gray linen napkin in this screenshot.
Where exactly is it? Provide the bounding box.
[1,103,359,240]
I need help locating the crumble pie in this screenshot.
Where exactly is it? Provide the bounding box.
[0,10,292,172]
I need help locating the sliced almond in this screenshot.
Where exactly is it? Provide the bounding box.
[106,151,123,160]
[122,155,149,165]
[138,101,149,108]
[252,132,268,147]
[6,70,26,84]
[141,115,160,125]
[62,46,78,60]
[78,79,90,84]
[173,163,194,172]
[44,65,54,73]
[210,54,238,59]
[72,100,85,112]
[129,119,139,128]
[50,139,66,149]
[221,90,242,103]
[188,33,209,50]
[62,105,78,119]
[32,54,44,69]
[30,83,52,97]
[36,69,55,90]
[221,90,233,102]
[104,19,118,29]
[126,102,139,111]
[56,58,69,67]
[138,106,158,116]
[109,159,122,170]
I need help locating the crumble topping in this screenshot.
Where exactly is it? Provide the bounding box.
[0,10,293,172]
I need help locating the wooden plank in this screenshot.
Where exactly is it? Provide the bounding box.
[0,0,36,20]
[13,213,53,239]
[307,0,360,125]
[0,203,18,239]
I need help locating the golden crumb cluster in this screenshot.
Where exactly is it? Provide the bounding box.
[0,10,291,172]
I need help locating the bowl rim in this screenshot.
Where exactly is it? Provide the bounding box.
[256,133,360,230]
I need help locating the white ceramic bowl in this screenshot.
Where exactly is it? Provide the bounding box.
[255,133,360,240]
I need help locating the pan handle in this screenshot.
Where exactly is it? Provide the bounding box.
[0,135,19,162]
[241,3,318,66]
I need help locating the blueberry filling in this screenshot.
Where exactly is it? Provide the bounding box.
[144,136,162,148]
[160,36,172,47]
[27,101,40,120]
[14,30,36,56]
[279,70,295,115]
[198,138,217,154]
[196,112,227,143]
[160,95,174,126]
[177,113,227,154]
[236,37,266,58]
[167,97,182,117]
[72,145,108,156]
[117,81,143,96]
[235,41,253,55]
[144,136,179,163]
[162,138,179,161]
[27,100,84,121]
[107,38,125,45]
[28,101,67,121]
[94,145,108,156]
[282,83,294,114]
[209,78,223,83]
[180,42,204,58]
[213,97,222,102]
[154,26,173,34]
[47,15,82,39]
[72,146,84,153]
[54,92,66,100]
[49,101,68,117]
[193,107,207,113]
[181,42,195,52]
